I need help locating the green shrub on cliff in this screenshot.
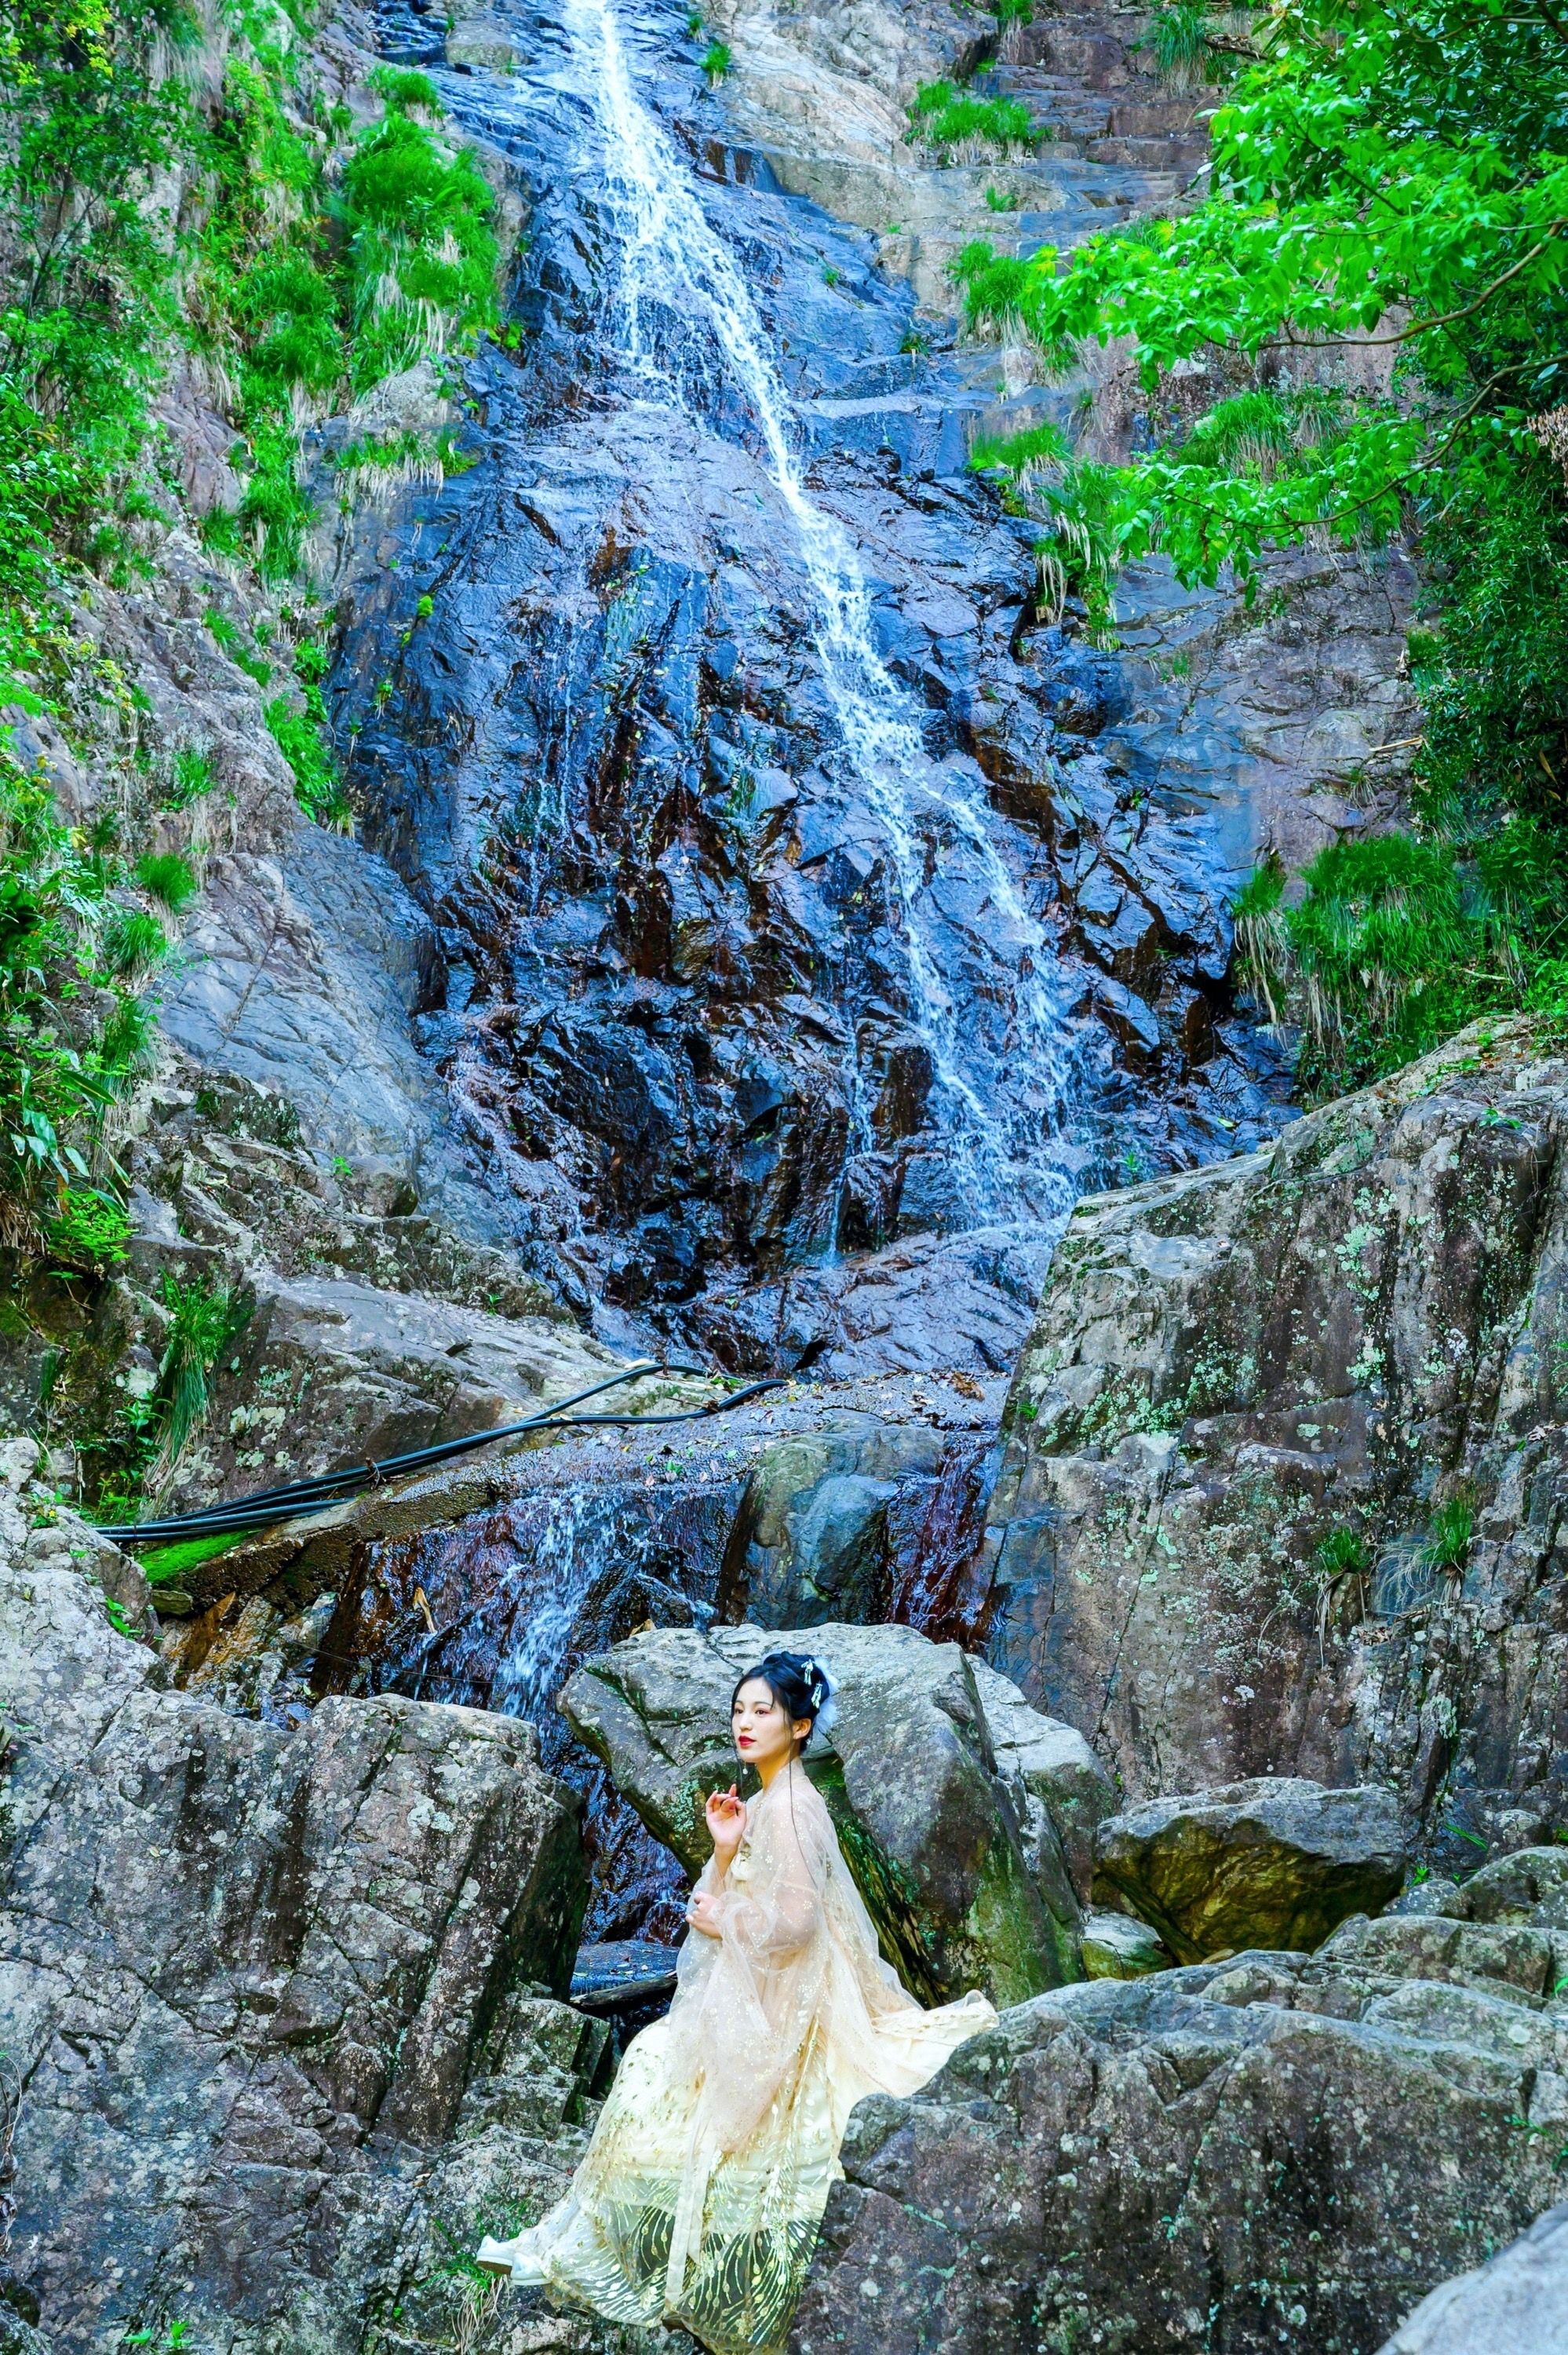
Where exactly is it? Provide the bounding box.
[0,0,504,1247]
[0,765,169,1255]
[0,0,501,721]
[954,0,1568,1088]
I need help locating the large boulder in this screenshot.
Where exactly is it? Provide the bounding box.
[795,1915,1565,2355]
[560,1622,1110,2006]
[1377,2202,1568,2353]
[0,1449,600,2355]
[975,1020,1568,1877]
[1092,1776,1406,1962]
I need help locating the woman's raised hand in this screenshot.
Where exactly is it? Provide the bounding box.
[705,1782,746,1863]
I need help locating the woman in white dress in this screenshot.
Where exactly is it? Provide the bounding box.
[476,1649,997,2353]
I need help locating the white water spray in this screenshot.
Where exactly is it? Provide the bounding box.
[564,0,1078,1221]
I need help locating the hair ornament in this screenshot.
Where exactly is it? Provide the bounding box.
[800,1654,837,1731]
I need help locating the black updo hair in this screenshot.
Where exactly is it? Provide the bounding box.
[730,1651,833,1744]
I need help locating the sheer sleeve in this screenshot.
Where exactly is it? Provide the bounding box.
[667,1778,835,2155]
[714,1796,822,1966]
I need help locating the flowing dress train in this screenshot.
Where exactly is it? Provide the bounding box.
[476,1760,997,2353]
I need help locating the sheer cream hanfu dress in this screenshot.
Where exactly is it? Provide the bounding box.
[476,1760,996,2353]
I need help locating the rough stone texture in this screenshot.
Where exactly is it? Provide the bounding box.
[1377,2201,1568,2355]
[1079,1908,1171,1979]
[0,1454,598,2355]
[156,831,526,1254]
[1092,1776,1406,1962]
[1434,1842,1568,1932]
[793,1926,1566,2355]
[560,1620,1091,2006]
[979,1020,1568,1877]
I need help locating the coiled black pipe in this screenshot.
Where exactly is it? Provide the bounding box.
[95,1357,785,1545]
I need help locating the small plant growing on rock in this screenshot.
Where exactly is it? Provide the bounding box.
[984,184,1021,211]
[134,853,199,915]
[995,0,1034,64]
[686,5,705,29]
[164,747,217,810]
[1418,1495,1475,1579]
[44,1189,132,1275]
[906,82,1043,165]
[702,39,733,85]
[151,1276,251,1484]
[822,263,842,287]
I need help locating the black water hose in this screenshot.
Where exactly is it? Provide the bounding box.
[95,1359,786,1546]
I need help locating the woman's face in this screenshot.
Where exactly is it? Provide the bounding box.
[731,1677,810,1769]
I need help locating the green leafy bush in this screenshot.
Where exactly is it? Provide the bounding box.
[951,0,1568,1083]
[702,39,732,83]
[0,764,162,1246]
[44,1186,132,1273]
[970,422,1121,639]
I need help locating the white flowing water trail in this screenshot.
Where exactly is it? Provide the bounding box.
[564,0,1078,1223]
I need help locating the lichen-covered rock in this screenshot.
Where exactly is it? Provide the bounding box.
[0,1477,592,2355]
[794,1926,1566,2355]
[1092,1776,1406,1962]
[1079,1908,1171,1978]
[1428,1842,1568,1932]
[560,1621,1089,2005]
[1377,2201,1568,2354]
[979,1019,1568,1876]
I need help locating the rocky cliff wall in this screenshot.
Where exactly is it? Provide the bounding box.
[978,1017,1568,1874]
[0,1438,619,2355]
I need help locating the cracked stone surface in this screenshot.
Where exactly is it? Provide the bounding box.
[977,1017,1568,1878]
[0,1445,611,2355]
[793,1917,1566,2355]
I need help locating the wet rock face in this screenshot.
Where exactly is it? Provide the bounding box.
[313,1465,742,1944]
[323,0,1296,1373]
[976,1020,1568,1872]
[0,1475,592,2354]
[1091,1777,1407,1963]
[559,1619,1103,2004]
[793,1930,1566,2355]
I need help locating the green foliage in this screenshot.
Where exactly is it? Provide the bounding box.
[154,1273,249,1470]
[1418,1495,1475,1576]
[338,108,500,389]
[1236,817,1568,1094]
[0,0,503,838]
[166,746,217,808]
[907,81,1043,163]
[45,1185,132,1272]
[266,695,349,829]
[134,851,198,912]
[138,1527,246,1582]
[1143,2,1245,90]
[702,39,732,83]
[1314,1526,1369,1579]
[0,761,162,1242]
[952,0,1568,1082]
[984,184,1021,214]
[970,421,1121,638]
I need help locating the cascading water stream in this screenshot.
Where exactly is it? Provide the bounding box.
[563,0,1080,1225]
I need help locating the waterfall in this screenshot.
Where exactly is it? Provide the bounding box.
[563,0,1080,1229]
